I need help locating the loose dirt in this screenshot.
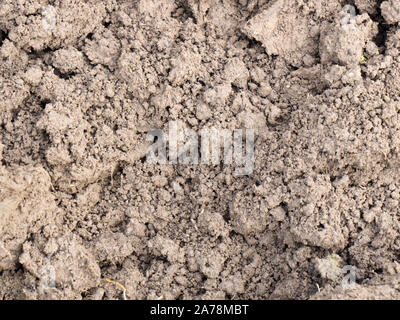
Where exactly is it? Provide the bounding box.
[2,0,400,300]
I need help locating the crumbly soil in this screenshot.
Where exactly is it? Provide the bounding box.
[1,0,400,300]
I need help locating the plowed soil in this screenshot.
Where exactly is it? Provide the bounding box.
[2,0,400,300]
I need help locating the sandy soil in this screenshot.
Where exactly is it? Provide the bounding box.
[1,0,400,300]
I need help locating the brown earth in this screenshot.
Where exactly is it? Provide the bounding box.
[1,0,400,300]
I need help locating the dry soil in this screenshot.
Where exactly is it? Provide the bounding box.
[2,0,400,300]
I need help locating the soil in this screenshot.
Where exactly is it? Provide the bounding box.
[1,0,400,300]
